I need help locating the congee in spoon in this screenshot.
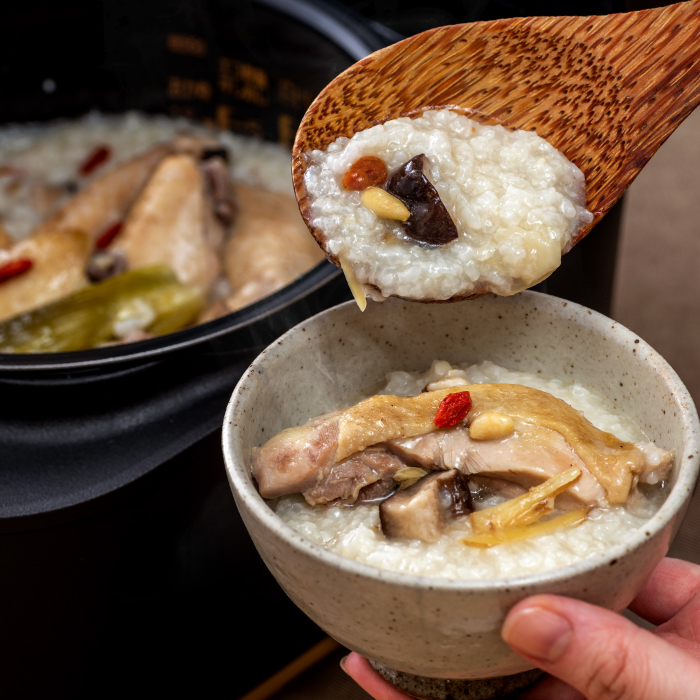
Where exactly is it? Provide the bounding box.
[303,109,592,304]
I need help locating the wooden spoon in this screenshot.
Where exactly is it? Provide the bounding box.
[292,1,700,297]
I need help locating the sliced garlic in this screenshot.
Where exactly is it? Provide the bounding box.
[394,466,429,491]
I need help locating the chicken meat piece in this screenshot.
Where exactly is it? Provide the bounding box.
[252,387,467,500]
[387,423,608,507]
[252,383,673,507]
[29,181,74,220]
[117,154,222,296]
[465,384,673,502]
[303,449,407,506]
[252,409,343,499]
[203,184,323,318]
[379,470,473,542]
[170,134,237,229]
[0,229,90,322]
[35,144,170,244]
[355,472,401,504]
[0,223,13,250]
[469,476,528,501]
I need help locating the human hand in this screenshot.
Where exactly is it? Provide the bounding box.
[341,557,700,699]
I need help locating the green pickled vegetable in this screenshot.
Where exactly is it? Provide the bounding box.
[0,265,203,353]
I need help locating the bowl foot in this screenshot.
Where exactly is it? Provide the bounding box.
[368,661,543,700]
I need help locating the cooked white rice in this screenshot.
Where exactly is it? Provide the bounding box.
[303,109,593,300]
[274,361,665,580]
[0,111,294,240]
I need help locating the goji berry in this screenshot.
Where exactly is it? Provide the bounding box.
[79,145,111,176]
[434,391,472,428]
[342,156,388,190]
[95,221,123,250]
[0,258,33,284]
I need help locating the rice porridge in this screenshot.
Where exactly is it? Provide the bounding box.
[0,111,294,241]
[303,109,593,302]
[0,111,324,351]
[271,361,669,581]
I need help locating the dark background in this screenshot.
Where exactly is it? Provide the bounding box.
[0,0,669,123]
[0,1,678,698]
[339,0,625,34]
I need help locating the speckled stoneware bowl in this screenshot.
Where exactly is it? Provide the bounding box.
[222,292,700,688]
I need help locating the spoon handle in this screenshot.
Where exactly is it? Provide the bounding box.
[567,0,700,221]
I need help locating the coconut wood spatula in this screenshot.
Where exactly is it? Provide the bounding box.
[293,1,700,258]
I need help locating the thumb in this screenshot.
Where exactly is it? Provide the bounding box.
[502,594,700,700]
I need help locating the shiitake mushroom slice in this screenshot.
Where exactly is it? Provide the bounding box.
[379,470,473,542]
[386,154,458,245]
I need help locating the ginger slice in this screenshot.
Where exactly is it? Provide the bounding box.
[462,508,588,548]
[340,257,367,312]
[470,466,581,535]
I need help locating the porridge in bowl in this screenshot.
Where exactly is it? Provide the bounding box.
[303,109,593,303]
[224,293,700,680]
[255,360,672,580]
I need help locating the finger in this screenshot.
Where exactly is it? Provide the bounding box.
[342,653,413,700]
[629,557,700,625]
[517,673,584,700]
[502,594,700,700]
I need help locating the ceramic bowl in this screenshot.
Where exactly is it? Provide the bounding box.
[222,292,700,680]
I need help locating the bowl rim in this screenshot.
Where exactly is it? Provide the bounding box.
[222,290,700,592]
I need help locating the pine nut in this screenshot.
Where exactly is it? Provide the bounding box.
[469,412,514,440]
[360,187,410,221]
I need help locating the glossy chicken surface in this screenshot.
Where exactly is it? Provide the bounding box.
[118,154,221,296]
[388,423,607,507]
[36,144,171,244]
[0,229,90,321]
[0,130,322,352]
[204,184,324,319]
[252,384,673,522]
[252,388,465,499]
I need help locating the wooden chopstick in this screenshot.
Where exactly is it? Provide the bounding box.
[238,636,341,700]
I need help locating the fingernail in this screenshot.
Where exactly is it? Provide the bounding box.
[339,655,349,674]
[502,606,572,663]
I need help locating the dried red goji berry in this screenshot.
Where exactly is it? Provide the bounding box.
[341,156,388,191]
[95,221,123,250]
[0,258,33,284]
[79,145,111,176]
[434,391,472,428]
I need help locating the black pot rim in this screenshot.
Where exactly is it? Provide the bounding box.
[0,261,342,371]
